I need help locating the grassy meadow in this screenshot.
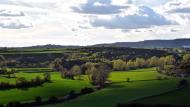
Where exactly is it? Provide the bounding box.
[43,68,189,107]
[0,71,91,104]
[0,68,189,107]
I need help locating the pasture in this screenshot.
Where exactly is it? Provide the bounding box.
[43,68,189,107]
[0,71,91,104]
[0,68,189,107]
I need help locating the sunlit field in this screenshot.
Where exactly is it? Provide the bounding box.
[0,71,91,104]
[43,68,190,107]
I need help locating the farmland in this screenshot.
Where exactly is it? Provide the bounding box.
[0,71,91,104]
[0,47,189,107]
[40,68,189,107]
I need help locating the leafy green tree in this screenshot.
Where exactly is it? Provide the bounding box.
[71,65,81,79]
[158,57,166,67]
[90,64,110,86]
[126,60,135,69]
[135,58,145,68]
[165,55,176,65]
[150,56,159,67]
[0,55,5,67]
[5,68,16,78]
[183,54,190,62]
[113,59,126,71]
[44,72,51,82]
[84,62,95,81]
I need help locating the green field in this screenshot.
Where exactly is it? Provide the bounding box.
[1,68,189,107]
[43,68,189,107]
[0,72,91,104]
[139,86,190,105]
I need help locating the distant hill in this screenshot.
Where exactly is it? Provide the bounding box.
[92,39,190,48]
[21,44,82,49]
[1,39,190,49]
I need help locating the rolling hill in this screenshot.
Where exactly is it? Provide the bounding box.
[93,39,190,48]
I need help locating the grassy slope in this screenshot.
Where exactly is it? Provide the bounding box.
[138,86,190,105]
[0,72,91,104]
[43,68,187,107]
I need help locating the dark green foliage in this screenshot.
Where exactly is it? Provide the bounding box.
[44,72,51,82]
[16,76,44,88]
[0,76,47,90]
[6,101,21,107]
[156,76,163,80]
[35,96,42,104]
[69,90,77,99]
[0,82,14,90]
[48,96,58,103]
[80,87,94,94]
[0,47,169,68]
[126,78,130,82]
[178,79,188,88]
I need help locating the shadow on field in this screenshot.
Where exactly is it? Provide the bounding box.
[112,79,165,84]
[110,84,125,88]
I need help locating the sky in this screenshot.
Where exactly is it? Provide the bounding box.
[0,0,190,47]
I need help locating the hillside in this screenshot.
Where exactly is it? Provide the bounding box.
[93,39,190,48]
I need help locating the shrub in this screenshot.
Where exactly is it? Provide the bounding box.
[178,79,188,88]
[6,101,21,107]
[80,87,94,94]
[0,82,14,89]
[44,72,51,82]
[16,77,28,88]
[126,78,130,82]
[163,77,169,80]
[156,76,162,80]
[35,96,42,104]
[69,90,77,99]
[48,96,58,103]
[0,76,47,90]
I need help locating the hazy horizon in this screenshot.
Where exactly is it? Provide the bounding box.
[0,0,190,47]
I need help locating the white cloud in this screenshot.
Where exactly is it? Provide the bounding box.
[0,9,24,17]
[90,5,174,30]
[0,0,189,47]
[163,0,190,13]
[72,0,128,14]
[0,18,32,29]
[0,8,32,29]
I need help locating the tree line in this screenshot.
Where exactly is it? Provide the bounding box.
[157,54,190,77]
[51,54,190,87]
[0,72,51,90]
[112,55,176,71]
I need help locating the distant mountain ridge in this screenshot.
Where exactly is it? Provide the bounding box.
[92,39,190,48]
[1,39,190,49]
[21,44,82,49]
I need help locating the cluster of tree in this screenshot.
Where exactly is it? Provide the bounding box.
[84,63,110,86]
[52,58,110,86]
[0,68,16,78]
[59,65,82,80]
[157,54,190,77]
[0,47,169,68]
[0,72,51,90]
[112,55,176,71]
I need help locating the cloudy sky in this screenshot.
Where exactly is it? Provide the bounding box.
[0,0,190,47]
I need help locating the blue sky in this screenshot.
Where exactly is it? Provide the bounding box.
[0,0,190,47]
